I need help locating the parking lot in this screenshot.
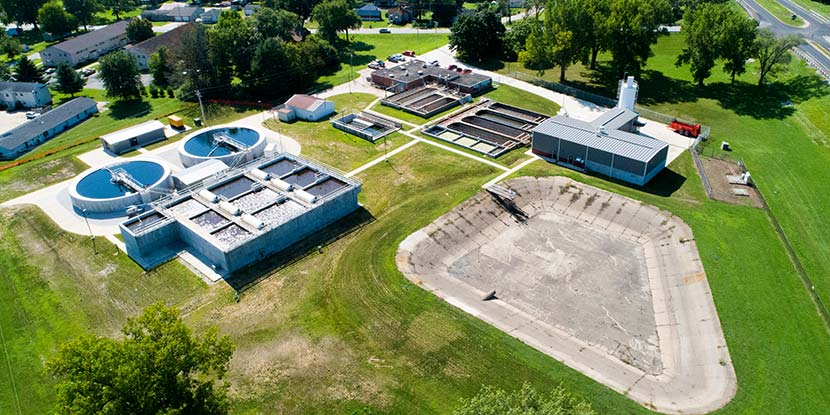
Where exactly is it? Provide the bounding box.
[0,110,34,134]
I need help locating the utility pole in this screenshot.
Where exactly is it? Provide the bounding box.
[196,89,207,126]
[81,209,97,255]
[349,50,354,94]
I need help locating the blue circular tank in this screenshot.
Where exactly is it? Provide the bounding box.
[69,158,173,216]
[178,125,267,168]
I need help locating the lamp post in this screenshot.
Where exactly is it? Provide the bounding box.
[81,208,97,255]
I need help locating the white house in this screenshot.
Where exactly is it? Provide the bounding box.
[0,82,52,109]
[283,94,335,122]
[41,20,130,67]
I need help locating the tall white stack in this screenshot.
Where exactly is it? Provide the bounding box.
[617,76,639,111]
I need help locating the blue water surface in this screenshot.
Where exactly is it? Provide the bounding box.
[75,161,165,199]
[183,127,260,157]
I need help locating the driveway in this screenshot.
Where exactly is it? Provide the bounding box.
[85,73,152,90]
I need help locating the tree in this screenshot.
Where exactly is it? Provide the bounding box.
[582,0,610,69]
[431,0,460,27]
[503,18,535,61]
[126,17,154,43]
[177,24,215,95]
[311,0,361,43]
[449,10,505,62]
[149,45,172,87]
[48,303,235,415]
[253,6,301,40]
[53,62,85,96]
[0,32,21,58]
[676,2,724,86]
[755,30,802,86]
[38,1,77,37]
[100,0,139,20]
[0,0,47,29]
[454,383,597,415]
[265,0,322,22]
[604,0,672,75]
[98,50,142,99]
[14,55,44,83]
[0,63,11,81]
[208,11,260,86]
[251,37,294,95]
[64,0,102,31]
[719,10,758,83]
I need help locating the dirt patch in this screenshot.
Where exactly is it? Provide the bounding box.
[699,156,762,208]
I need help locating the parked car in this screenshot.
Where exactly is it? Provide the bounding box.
[368,62,381,69]
[462,68,472,74]
[25,111,38,119]
[402,50,415,57]
[429,60,439,67]
[448,64,457,70]
[379,28,391,33]
[374,59,386,68]
[387,54,404,63]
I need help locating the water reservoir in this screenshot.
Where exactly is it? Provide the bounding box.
[69,158,173,215]
[178,125,267,168]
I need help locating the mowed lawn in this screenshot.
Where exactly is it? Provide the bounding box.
[263,92,413,172]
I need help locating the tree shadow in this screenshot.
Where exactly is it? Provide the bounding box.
[108,99,152,120]
[225,207,376,292]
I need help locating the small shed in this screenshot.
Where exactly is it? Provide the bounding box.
[283,94,335,122]
[277,108,296,122]
[101,120,166,155]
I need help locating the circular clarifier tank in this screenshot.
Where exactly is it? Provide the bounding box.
[178,124,267,168]
[69,158,173,216]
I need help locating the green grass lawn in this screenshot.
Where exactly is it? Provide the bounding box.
[788,0,830,16]
[315,33,450,89]
[754,0,805,26]
[263,92,414,172]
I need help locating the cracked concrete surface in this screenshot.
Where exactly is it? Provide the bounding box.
[397,176,737,414]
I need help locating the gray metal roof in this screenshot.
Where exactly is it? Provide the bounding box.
[372,60,492,88]
[533,115,668,162]
[47,20,129,55]
[0,82,45,93]
[101,120,165,146]
[0,97,97,151]
[590,107,639,130]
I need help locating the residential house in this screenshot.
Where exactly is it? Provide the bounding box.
[200,9,223,24]
[243,4,261,16]
[41,20,130,67]
[141,6,203,22]
[355,4,382,21]
[282,94,335,121]
[387,6,412,24]
[125,23,196,70]
[0,82,52,109]
[0,97,98,160]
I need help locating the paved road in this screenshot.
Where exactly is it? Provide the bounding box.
[739,0,830,79]
[315,8,536,35]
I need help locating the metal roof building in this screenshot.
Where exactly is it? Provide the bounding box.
[101,120,167,155]
[41,20,130,67]
[590,107,641,132]
[0,97,98,160]
[531,114,669,186]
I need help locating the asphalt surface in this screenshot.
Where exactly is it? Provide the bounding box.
[738,0,830,79]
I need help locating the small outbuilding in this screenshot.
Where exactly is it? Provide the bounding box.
[355,4,382,20]
[101,120,167,155]
[282,94,335,122]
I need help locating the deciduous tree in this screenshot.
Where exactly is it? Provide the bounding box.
[101,0,139,20]
[149,45,172,87]
[604,0,672,75]
[676,2,725,86]
[126,17,154,43]
[48,303,235,415]
[64,0,102,31]
[719,10,758,83]
[0,0,47,29]
[755,30,802,86]
[53,62,85,96]
[253,6,301,40]
[449,10,505,62]
[454,383,597,415]
[0,31,21,58]
[98,50,142,99]
[38,1,77,36]
[311,0,361,43]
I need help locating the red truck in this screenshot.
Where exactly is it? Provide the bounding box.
[669,120,701,138]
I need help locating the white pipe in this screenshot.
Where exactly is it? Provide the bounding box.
[218,200,241,216]
[198,190,219,203]
[270,178,294,192]
[250,168,270,181]
[294,189,318,204]
[241,213,265,230]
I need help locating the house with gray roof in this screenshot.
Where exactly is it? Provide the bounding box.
[41,20,131,67]
[126,23,195,70]
[531,112,668,186]
[0,82,52,109]
[141,6,203,22]
[0,97,98,160]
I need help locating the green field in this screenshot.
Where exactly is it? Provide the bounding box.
[263,92,413,172]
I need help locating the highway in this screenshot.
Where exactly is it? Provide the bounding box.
[738,0,830,80]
